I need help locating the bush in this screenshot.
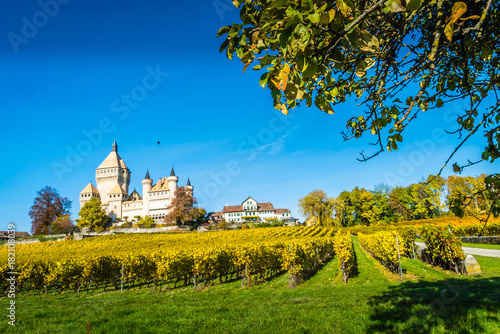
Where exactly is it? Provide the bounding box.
[420,226,465,273]
[358,231,409,273]
[138,216,154,228]
[333,230,357,283]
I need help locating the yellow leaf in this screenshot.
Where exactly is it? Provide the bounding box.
[337,0,352,17]
[460,15,480,21]
[448,2,467,24]
[444,22,454,41]
[273,63,291,91]
[328,9,336,23]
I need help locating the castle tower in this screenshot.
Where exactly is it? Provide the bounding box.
[167,167,178,196]
[79,182,100,209]
[142,170,153,217]
[95,140,131,203]
[185,177,194,196]
[107,184,127,219]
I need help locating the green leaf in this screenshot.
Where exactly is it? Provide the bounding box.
[303,58,317,78]
[386,0,404,13]
[259,72,269,89]
[219,38,230,53]
[309,12,320,24]
[405,0,421,11]
[216,26,231,38]
[436,98,444,108]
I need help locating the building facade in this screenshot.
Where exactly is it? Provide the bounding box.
[220,196,292,223]
[79,140,193,222]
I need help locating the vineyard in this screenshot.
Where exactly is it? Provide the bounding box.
[3,216,497,297]
[1,226,350,294]
[350,216,500,237]
[2,221,499,333]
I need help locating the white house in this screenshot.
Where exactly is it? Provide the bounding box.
[221,196,291,223]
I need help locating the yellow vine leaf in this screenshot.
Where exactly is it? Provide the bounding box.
[272,63,291,91]
[448,2,467,23]
[444,2,467,41]
[328,9,336,23]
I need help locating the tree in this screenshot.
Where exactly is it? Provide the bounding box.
[138,216,154,228]
[447,173,500,235]
[165,187,203,226]
[29,186,71,235]
[336,186,392,226]
[77,197,109,232]
[218,0,499,170]
[446,174,490,216]
[298,190,335,226]
[191,207,208,225]
[50,214,75,234]
[388,175,445,220]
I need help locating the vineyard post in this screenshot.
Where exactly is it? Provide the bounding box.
[241,262,248,287]
[53,279,59,296]
[87,276,92,295]
[412,242,416,259]
[121,264,124,293]
[288,244,295,288]
[396,235,403,280]
[23,265,34,295]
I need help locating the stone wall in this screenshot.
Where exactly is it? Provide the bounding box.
[460,236,500,245]
[74,226,188,240]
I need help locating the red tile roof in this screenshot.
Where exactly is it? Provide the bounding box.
[222,205,243,213]
[257,202,274,211]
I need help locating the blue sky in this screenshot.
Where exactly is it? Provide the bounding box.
[0,0,496,232]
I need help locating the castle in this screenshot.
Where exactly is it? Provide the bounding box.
[79,140,193,222]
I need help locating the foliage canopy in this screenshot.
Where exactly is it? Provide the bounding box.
[77,197,109,232]
[218,0,499,170]
[28,186,71,235]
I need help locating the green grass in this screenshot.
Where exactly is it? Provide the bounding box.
[2,240,499,334]
[460,242,500,250]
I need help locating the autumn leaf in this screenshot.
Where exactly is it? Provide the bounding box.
[272,63,291,91]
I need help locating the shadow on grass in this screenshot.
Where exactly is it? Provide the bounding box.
[367,276,500,333]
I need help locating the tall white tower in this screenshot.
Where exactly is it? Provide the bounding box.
[142,170,153,217]
[95,140,131,203]
[167,167,178,198]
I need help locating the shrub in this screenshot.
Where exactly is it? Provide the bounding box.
[138,216,154,228]
[420,226,465,273]
[333,230,356,283]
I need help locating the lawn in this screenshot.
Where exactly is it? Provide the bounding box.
[2,239,499,334]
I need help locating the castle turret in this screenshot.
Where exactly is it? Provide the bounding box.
[167,167,178,197]
[79,182,100,209]
[185,177,193,195]
[142,170,153,217]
